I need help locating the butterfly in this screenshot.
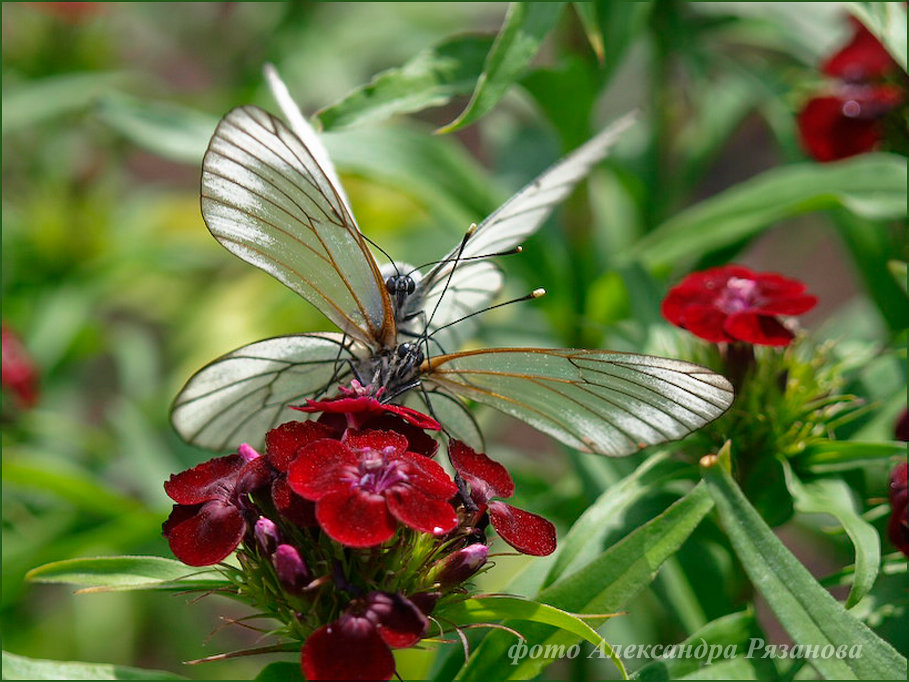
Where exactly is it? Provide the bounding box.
[171,65,734,456]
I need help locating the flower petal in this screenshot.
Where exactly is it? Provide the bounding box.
[265,420,336,471]
[488,501,557,556]
[343,428,408,456]
[448,440,514,500]
[822,18,898,81]
[287,439,357,500]
[360,413,439,456]
[164,455,244,505]
[365,592,428,649]
[162,500,245,566]
[316,489,396,547]
[272,477,318,527]
[397,451,459,500]
[724,312,794,346]
[797,96,882,162]
[385,486,458,536]
[301,617,395,681]
[671,303,732,343]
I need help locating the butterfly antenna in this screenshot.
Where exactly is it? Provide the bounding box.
[360,233,402,277]
[403,245,523,279]
[423,224,477,334]
[427,288,546,340]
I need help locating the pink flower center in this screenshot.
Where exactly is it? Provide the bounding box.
[716,277,761,314]
[351,446,408,494]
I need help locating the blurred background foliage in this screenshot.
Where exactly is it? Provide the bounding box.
[2,2,906,679]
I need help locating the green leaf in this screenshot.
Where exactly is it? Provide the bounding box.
[439,595,624,675]
[634,609,776,681]
[701,460,907,680]
[254,661,305,682]
[0,650,185,680]
[846,2,908,73]
[888,260,908,296]
[1,71,125,136]
[593,0,653,82]
[794,440,905,473]
[458,484,714,682]
[26,555,227,593]
[322,124,498,229]
[544,450,690,586]
[96,93,218,164]
[438,2,566,133]
[783,464,880,608]
[625,154,908,268]
[573,2,604,61]
[315,34,495,131]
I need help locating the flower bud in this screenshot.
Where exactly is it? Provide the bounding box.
[273,543,311,593]
[432,543,488,587]
[253,516,280,555]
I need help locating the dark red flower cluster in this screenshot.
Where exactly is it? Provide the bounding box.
[1,324,40,410]
[662,265,817,347]
[889,461,908,558]
[798,16,907,161]
[162,384,556,680]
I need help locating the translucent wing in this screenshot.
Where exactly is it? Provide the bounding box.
[171,333,358,452]
[202,105,396,348]
[423,348,733,456]
[263,63,354,218]
[415,111,638,313]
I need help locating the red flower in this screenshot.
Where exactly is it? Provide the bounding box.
[797,86,903,162]
[889,462,908,557]
[822,18,899,81]
[162,451,270,566]
[661,265,817,347]
[287,429,458,547]
[301,592,427,681]
[798,17,906,161]
[1,324,40,409]
[295,382,441,456]
[449,440,556,556]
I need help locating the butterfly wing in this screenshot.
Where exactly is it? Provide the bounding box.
[407,111,639,332]
[403,386,486,451]
[202,105,396,348]
[171,333,358,452]
[422,347,733,456]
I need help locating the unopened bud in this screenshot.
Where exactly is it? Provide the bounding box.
[433,543,488,587]
[238,443,261,462]
[254,517,280,555]
[273,544,311,593]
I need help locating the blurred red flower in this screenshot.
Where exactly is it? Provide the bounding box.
[661,265,817,347]
[1,324,40,409]
[888,462,908,557]
[798,17,905,161]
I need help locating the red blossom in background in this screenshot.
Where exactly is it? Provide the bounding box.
[287,429,458,547]
[888,462,909,557]
[1,324,40,409]
[449,440,556,556]
[797,16,906,161]
[301,592,428,681]
[661,265,817,347]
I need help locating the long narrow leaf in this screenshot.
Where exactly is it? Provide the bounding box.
[625,154,908,268]
[702,461,907,680]
[438,2,566,133]
[1,651,185,680]
[26,555,228,593]
[316,34,495,131]
[456,484,714,681]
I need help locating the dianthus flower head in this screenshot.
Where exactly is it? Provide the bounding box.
[661,265,817,347]
[287,428,458,547]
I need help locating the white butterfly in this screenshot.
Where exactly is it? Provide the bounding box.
[171,65,733,455]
